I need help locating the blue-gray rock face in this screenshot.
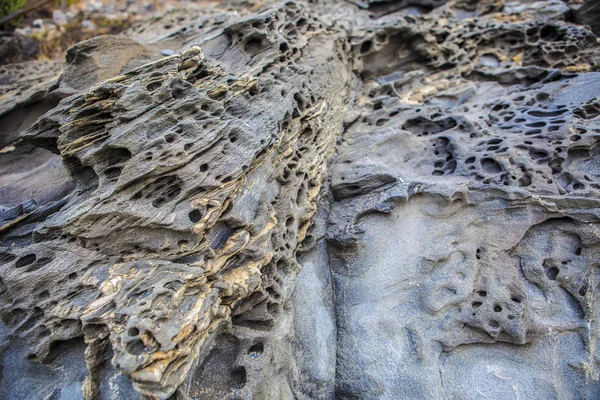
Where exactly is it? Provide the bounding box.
[0,0,600,399]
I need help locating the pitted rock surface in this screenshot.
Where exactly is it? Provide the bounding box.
[1,0,600,399]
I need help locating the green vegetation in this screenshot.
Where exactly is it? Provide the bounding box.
[0,0,26,27]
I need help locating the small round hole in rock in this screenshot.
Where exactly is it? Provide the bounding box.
[15,254,36,268]
[146,82,162,91]
[105,167,122,180]
[189,209,202,223]
[546,266,559,280]
[244,38,263,54]
[540,25,558,40]
[230,366,247,388]
[248,342,264,359]
[126,339,146,355]
[493,305,502,312]
[360,40,372,54]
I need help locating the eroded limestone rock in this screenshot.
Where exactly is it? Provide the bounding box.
[1,0,600,399]
[3,3,352,398]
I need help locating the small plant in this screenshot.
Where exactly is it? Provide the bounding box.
[56,0,82,6]
[0,0,25,17]
[0,0,26,28]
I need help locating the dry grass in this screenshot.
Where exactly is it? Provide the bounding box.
[31,15,132,60]
[14,1,216,61]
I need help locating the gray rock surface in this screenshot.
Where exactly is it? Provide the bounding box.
[1,0,600,399]
[0,33,39,66]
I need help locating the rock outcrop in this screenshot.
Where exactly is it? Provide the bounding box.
[1,0,600,399]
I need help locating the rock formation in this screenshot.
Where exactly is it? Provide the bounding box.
[1,0,600,399]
